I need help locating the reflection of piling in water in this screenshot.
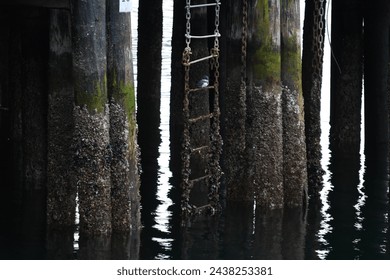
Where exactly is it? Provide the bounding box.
[327,154,360,259]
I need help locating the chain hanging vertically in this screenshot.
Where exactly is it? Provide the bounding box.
[311,0,326,82]
[181,0,222,221]
[238,0,248,152]
[209,0,222,211]
[181,0,193,219]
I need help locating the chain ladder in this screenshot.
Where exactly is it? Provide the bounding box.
[181,0,222,219]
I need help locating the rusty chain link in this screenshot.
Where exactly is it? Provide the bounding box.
[209,0,222,211]
[311,0,326,81]
[239,0,248,152]
[181,46,192,218]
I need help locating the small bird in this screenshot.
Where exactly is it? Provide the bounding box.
[196,75,209,88]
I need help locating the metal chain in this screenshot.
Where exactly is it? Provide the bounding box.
[181,14,192,218]
[181,0,223,218]
[311,0,326,81]
[209,0,222,211]
[185,0,192,48]
[239,0,248,152]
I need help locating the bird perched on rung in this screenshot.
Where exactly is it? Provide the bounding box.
[196,75,209,88]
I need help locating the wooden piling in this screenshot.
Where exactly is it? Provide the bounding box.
[302,0,326,196]
[106,0,140,233]
[281,0,308,207]
[364,3,390,181]
[47,9,76,229]
[247,0,284,209]
[71,0,112,235]
[223,0,252,201]
[330,0,363,159]
[19,8,48,243]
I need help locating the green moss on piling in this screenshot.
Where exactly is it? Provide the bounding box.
[110,70,136,118]
[75,74,108,113]
[282,35,302,92]
[109,70,137,155]
[254,0,281,89]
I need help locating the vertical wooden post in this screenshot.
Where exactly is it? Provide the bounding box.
[281,0,308,207]
[47,9,76,229]
[0,9,12,222]
[302,0,326,196]
[364,3,389,181]
[71,0,112,235]
[223,0,251,201]
[107,0,140,234]
[360,2,390,258]
[330,0,363,158]
[247,0,284,209]
[20,8,48,245]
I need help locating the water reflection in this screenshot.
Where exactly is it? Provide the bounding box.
[324,140,390,259]
[359,167,389,259]
[326,152,361,259]
[166,201,311,260]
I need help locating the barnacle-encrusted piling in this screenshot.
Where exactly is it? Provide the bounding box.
[71,0,112,235]
[107,0,140,233]
[281,0,308,207]
[247,0,284,209]
[47,9,76,229]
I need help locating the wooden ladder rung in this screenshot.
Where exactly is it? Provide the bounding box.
[187,2,221,9]
[189,113,214,123]
[190,174,211,184]
[194,204,215,215]
[189,85,214,93]
[183,53,219,66]
[191,145,209,154]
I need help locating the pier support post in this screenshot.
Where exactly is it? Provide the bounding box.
[223,0,251,201]
[107,0,140,233]
[47,9,76,229]
[302,0,327,196]
[71,0,112,235]
[330,0,363,159]
[281,0,308,207]
[364,2,390,181]
[247,0,284,209]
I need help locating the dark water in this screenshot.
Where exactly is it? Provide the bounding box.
[0,0,389,260]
